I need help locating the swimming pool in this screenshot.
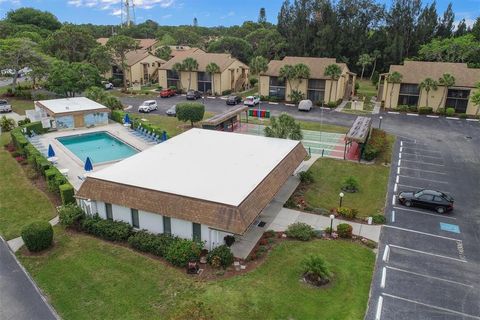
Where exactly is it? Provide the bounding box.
[57,131,138,164]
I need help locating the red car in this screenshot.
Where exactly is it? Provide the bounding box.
[159,88,176,98]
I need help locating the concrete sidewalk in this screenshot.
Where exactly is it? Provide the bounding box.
[269,208,381,242]
[7,216,59,252]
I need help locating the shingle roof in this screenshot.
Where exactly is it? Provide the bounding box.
[76,129,307,234]
[160,51,247,72]
[263,56,351,79]
[389,61,480,87]
[124,49,165,66]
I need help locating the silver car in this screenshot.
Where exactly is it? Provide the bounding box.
[166,105,176,117]
[0,99,12,113]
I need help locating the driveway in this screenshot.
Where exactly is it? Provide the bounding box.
[0,237,58,320]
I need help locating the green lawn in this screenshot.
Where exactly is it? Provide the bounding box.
[18,227,375,320]
[139,112,214,137]
[303,158,389,217]
[8,98,34,115]
[0,134,57,240]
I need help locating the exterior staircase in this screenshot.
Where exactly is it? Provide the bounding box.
[234,75,246,92]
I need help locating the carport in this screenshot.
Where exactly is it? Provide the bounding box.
[344,116,372,161]
[201,105,249,131]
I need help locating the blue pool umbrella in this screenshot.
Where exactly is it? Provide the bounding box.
[162,131,168,141]
[84,157,93,172]
[124,113,130,124]
[47,144,55,157]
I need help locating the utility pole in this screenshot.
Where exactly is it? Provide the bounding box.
[121,0,134,28]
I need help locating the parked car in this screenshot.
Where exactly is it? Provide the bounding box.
[138,100,158,113]
[244,95,260,107]
[186,90,202,100]
[397,189,454,213]
[0,99,12,113]
[102,81,114,90]
[160,88,176,98]
[226,95,242,105]
[166,105,176,117]
[298,99,313,111]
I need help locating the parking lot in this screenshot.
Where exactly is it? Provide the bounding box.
[366,128,480,320]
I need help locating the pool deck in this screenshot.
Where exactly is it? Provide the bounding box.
[31,122,153,190]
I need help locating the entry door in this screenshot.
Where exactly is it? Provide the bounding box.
[74,114,84,128]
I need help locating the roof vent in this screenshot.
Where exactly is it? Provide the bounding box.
[65,106,69,110]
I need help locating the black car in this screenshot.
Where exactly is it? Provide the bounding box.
[186,90,202,100]
[398,189,454,213]
[226,95,242,105]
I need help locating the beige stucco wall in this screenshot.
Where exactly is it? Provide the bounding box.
[466,97,478,115]
[219,61,249,94]
[418,88,444,111]
[126,55,163,85]
[259,75,270,97]
[383,83,401,109]
[158,69,168,88]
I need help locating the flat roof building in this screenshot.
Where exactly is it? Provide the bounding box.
[76,129,306,250]
[34,97,110,130]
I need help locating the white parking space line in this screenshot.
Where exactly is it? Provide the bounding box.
[398,175,448,184]
[407,113,419,116]
[381,267,387,288]
[466,118,480,122]
[393,183,398,192]
[384,225,461,241]
[399,167,447,175]
[268,102,279,105]
[399,146,403,152]
[382,245,390,262]
[385,266,473,288]
[400,159,444,167]
[393,206,457,220]
[285,103,295,106]
[446,117,460,120]
[400,141,403,147]
[388,244,467,263]
[397,159,401,166]
[395,176,399,184]
[375,296,383,320]
[392,195,396,205]
[207,96,216,99]
[401,146,441,154]
[391,210,395,223]
[382,293,480,319]
[401,152,441,159]
[388,111,400,114]
[426,115,439,118]
[396,183,452,194]
[397,167,400,175]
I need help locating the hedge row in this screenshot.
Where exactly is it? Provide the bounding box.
[363,128,388,161]
[10,126,75,205]
[111,110,169,138]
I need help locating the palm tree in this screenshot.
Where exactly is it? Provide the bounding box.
[419,78,438,108]
[357,53,372,80]
[386,71,403,108]
[324,64,342,103]
[471,82,480,116]
[437,73,455,111]
[279,64,296,95]
[172,62,185,90]
[264,113,303,140]
[182,57,199,91]
[293,63,310,91]
[370,50,381,81]
[205,62,220,95]
[249,56,268,76]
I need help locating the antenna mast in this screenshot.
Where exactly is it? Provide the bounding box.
[121,0,134,28]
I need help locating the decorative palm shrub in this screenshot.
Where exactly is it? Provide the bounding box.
[301,255,331,286]
[286,222,315,241]
[207,245,234,269]
[21,221,54,252]
[341,176,359,192]
[299,170,314,184]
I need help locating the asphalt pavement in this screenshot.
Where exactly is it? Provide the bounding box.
[0,237,58,320]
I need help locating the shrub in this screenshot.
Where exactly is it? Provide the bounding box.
[288,90,304,104]
[176,102,205,127]
[301,255,331,286]
[223,235,235,247]
[25,166,39,180]
[326,102,337,109]
[342,176,359,192]
[445,107,455,117]
[260,95,270,102]
[128,230,175,257]
[337,207,358,220]
[21,221,54,252]
[363,128,387,161]
[58,204,85,228]
[249,77,258,87]
[407,105,418,112]
[286,222,315,241]
[164,238,202,267]
[436,107,446,115]
[221,89,232,96]
[207,245,234,269]
[372,214,386,224]
[112,78,122,87]
[17,118,31,126]
[299,170,314,184]
[59,183,75,204]
[264,230,276,238]
[418,107,433,115]
[396,105,408,112]
[354,82,360,92]
[324,226,333,234]
[1,116,15,131]
[81,215,133,242]
[336,223,353,238]
[459,113,468,119]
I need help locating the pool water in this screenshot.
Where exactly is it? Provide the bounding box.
[57,131,138,164]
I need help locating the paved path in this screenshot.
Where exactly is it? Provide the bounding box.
[269,208,381,242]
[0,236,58,320]
[2,111,25,123]
[372,101,381,114]
[334,100,349,112]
